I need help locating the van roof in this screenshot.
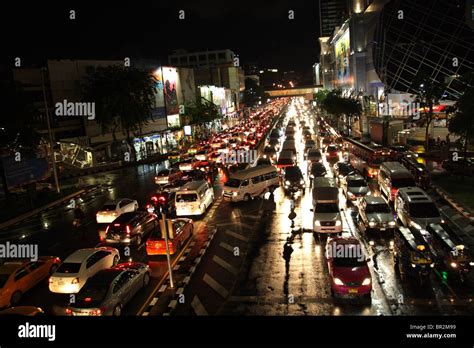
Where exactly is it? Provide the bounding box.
[178,180,208,191]
[313,177,337,187]
[397,187,433,203]
[382,162,411,176]
[230,165,276,180]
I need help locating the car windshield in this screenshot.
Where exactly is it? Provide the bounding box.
[315,203,339,213]
[158,170,170,175]
[366,203,391,214]
[285,167,302,178]
[348,179,367,187]
[56,262,81,274]
[392,177,416,188]
[176,193,198,202]
[409,203,440,218]
[311,165,326,175]
[327,146,337,152]
[101,204,116,211]
[333,256,366,267]
[0,274,9,288]
[308,150,321,157]
[306,141,315,146]
[339,165,355,175]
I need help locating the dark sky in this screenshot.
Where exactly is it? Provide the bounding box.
[2,0,320,80]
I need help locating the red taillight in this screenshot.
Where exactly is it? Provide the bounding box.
[65,308,72,315]
[391,188,398,198]
[48,277,53,283]
[151,196,158,202]
[158,196,166,203]
[126,225,131,234]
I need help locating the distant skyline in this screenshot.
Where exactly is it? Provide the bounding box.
[1,0,321,83]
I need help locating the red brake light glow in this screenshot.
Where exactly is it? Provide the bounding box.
[126,225,131,234]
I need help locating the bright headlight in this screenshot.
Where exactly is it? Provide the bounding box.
[362,278,371,286]
[300,179,304,185]
[450,262,458,268]
[233,192,238,196]
[347,191,355,198]
[333,278,344,286]
[410,221,422,230]
[310,174,314,179]
[315,220,321,226]
[335,220,341,226]
[285,180,290,185]
[389,221,396,226]
[369,221,376,227]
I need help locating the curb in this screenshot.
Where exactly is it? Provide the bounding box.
[0,188,89,231]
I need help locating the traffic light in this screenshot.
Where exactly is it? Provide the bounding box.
[441,271,448,282]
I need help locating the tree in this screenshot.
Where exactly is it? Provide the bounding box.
[82,65,157,160]
[183,97,221,139]
[340,97,362,135]
[243,78,269,107]
[314,89,329,107]
[411,72,446,152]
[0,80,40,153]
[449,72,474,160]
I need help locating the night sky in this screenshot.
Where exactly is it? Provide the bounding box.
[1,0,320,81]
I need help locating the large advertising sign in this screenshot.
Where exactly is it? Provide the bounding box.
[162,67,180,116]
[151,69,166,119]
[334,29,350,84]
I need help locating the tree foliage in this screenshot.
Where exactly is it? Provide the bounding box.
[449,72,474,158]
[411,72,446,151]
[82,65,157,158]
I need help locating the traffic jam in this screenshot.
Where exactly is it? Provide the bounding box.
[0,99,287,316]
[1,96,473,316]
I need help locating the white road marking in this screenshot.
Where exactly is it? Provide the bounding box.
[191,295,209,316]
[212,255,238,275]
[219,242,234,252]
[224,229,249,242]
[203,273,229,298]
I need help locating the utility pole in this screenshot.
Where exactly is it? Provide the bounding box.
[161,211,174,288]
[41,67,60,194]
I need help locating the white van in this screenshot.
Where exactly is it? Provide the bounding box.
[223,165,279,202]
[175,180,214,216]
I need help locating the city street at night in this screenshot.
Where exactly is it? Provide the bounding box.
[1,0,474,346]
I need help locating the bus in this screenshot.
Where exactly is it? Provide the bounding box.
[342,137,391,179]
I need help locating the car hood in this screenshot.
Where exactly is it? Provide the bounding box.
[314,212,341,221]
[333,265,370,284]
[366,213,394,223]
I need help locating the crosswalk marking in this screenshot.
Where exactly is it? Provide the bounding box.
[191,295,209,316]
[212,255,238,275]
[203,273,229,298]
[224,229,249,242]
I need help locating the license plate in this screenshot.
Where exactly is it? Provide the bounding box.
[74,311,89,316]
[380,227,386,231]
[348,288,358,294]
[114,235,120,240]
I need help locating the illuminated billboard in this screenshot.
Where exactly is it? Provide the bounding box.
[334,29,350,84]
[162,67,180,115]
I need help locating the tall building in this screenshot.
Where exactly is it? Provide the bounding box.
[168,49,236,68]
[319,0,350,37]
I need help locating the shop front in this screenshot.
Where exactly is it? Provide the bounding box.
[133,129,184,161]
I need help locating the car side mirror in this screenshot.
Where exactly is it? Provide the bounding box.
[310,209,314,212]
[366,257,371,263]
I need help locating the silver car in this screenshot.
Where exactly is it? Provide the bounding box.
[342,174,370,202]
[66,262,150,316]
[358,196,396,246]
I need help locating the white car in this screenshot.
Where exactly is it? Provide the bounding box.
[96,199,138,224]
[49,247,120,294]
